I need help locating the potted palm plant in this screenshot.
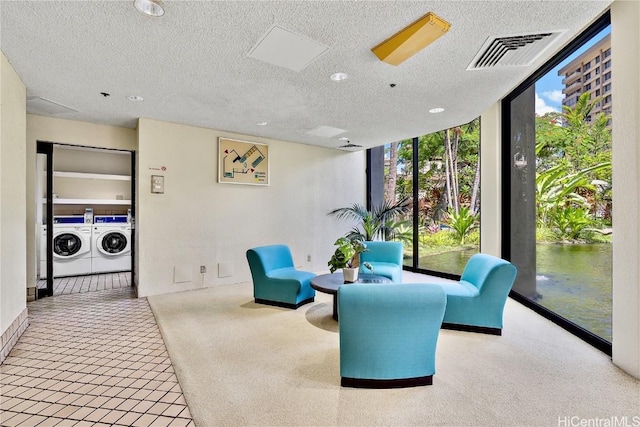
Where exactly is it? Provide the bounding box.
[328,237,372,282]
[327,198,410,241]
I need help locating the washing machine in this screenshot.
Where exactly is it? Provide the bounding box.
[49,216,92,277]
[92,215,132,274]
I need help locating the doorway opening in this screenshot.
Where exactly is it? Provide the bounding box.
[36,142,136,298]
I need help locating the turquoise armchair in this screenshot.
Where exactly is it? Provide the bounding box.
[434,253,517,335]
[338,283,446,388]
[359,241,404,283]
[246,245,316,309]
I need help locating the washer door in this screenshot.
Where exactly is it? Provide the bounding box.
[53,233,83,258]
[98,231,129,256]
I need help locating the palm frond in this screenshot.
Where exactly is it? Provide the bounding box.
[327,203,369,222]
[328,197,411,241]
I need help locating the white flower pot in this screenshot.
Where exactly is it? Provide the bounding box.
[343,267,359,283]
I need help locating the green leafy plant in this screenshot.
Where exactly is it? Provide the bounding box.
[420,230,456,248]
[327,198,410,241]
[536,162,611,226]
[327,237,372,273]
[549,206,593,241]
[385,219,414,245]
[536,226,556,243]
[445,206,478,244]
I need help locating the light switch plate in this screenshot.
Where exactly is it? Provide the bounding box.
[151,175,164,194]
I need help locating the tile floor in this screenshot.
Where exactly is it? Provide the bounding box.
[37,272,131,296]
[0,285,194,426]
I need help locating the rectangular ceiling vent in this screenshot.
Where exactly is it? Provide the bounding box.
[467,31,564,70]
[247,25,329,72]
[305,125,347,138]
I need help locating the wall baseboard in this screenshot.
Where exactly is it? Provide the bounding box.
[1,308,29,364]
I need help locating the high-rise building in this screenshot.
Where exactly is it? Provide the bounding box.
[558,33,611,123]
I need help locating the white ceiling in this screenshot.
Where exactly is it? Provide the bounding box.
[0,1,612,150]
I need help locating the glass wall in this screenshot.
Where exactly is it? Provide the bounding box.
[503,14,612,349]
[384,140,414,264]
[382,119,480,277]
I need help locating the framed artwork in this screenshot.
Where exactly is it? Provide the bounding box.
[218,138,269,186]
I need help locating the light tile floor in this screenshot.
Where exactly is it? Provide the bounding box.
[37,272,131,296]
[0,286,194,426]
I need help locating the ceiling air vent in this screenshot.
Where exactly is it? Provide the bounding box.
[338,142,363,150]
[247,25,329,72]
[467,31,564,70]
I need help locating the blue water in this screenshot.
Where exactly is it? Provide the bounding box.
[418,248,477,276]
[535,244,611,341]
[419,244,612,342]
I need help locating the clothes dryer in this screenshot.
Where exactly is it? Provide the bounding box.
[92,215,131,274]
[51,216,92,277]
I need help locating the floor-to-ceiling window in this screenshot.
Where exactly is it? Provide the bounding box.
[383,139,414,262]
[503,12,612,352]
[380,118,480,278]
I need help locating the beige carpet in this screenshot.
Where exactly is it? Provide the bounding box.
[148,275,640,427]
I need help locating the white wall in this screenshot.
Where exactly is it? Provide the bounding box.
[480,102,502,257]
[26,115,136,151]
[611,0,640,378]
[0,53,27,334]
[52,147,132,203]
[23,115,365,299]
[136,118,366,297]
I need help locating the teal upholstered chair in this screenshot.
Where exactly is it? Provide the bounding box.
[435,253,517,335]
[359,241,404,283]
[246,245,316,309]
[338,283,446,388]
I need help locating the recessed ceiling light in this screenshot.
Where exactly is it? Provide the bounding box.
[429,107,445,113]
[338,136,350,141]
[127,95,144,102]
[134,0,165,17]
[330,72,348,82]
[256,121,268,126]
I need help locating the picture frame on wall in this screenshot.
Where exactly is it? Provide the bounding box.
[218,138,269,186]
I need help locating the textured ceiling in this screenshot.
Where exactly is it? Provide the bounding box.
[0,1,611,150]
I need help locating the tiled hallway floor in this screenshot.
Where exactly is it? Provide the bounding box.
[37,272,132,296]
[0,287,194,426]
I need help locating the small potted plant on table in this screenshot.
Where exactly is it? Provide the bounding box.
[328,237,372,283]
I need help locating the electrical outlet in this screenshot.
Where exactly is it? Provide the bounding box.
[307,255,311,262]
[200,265,206,274]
